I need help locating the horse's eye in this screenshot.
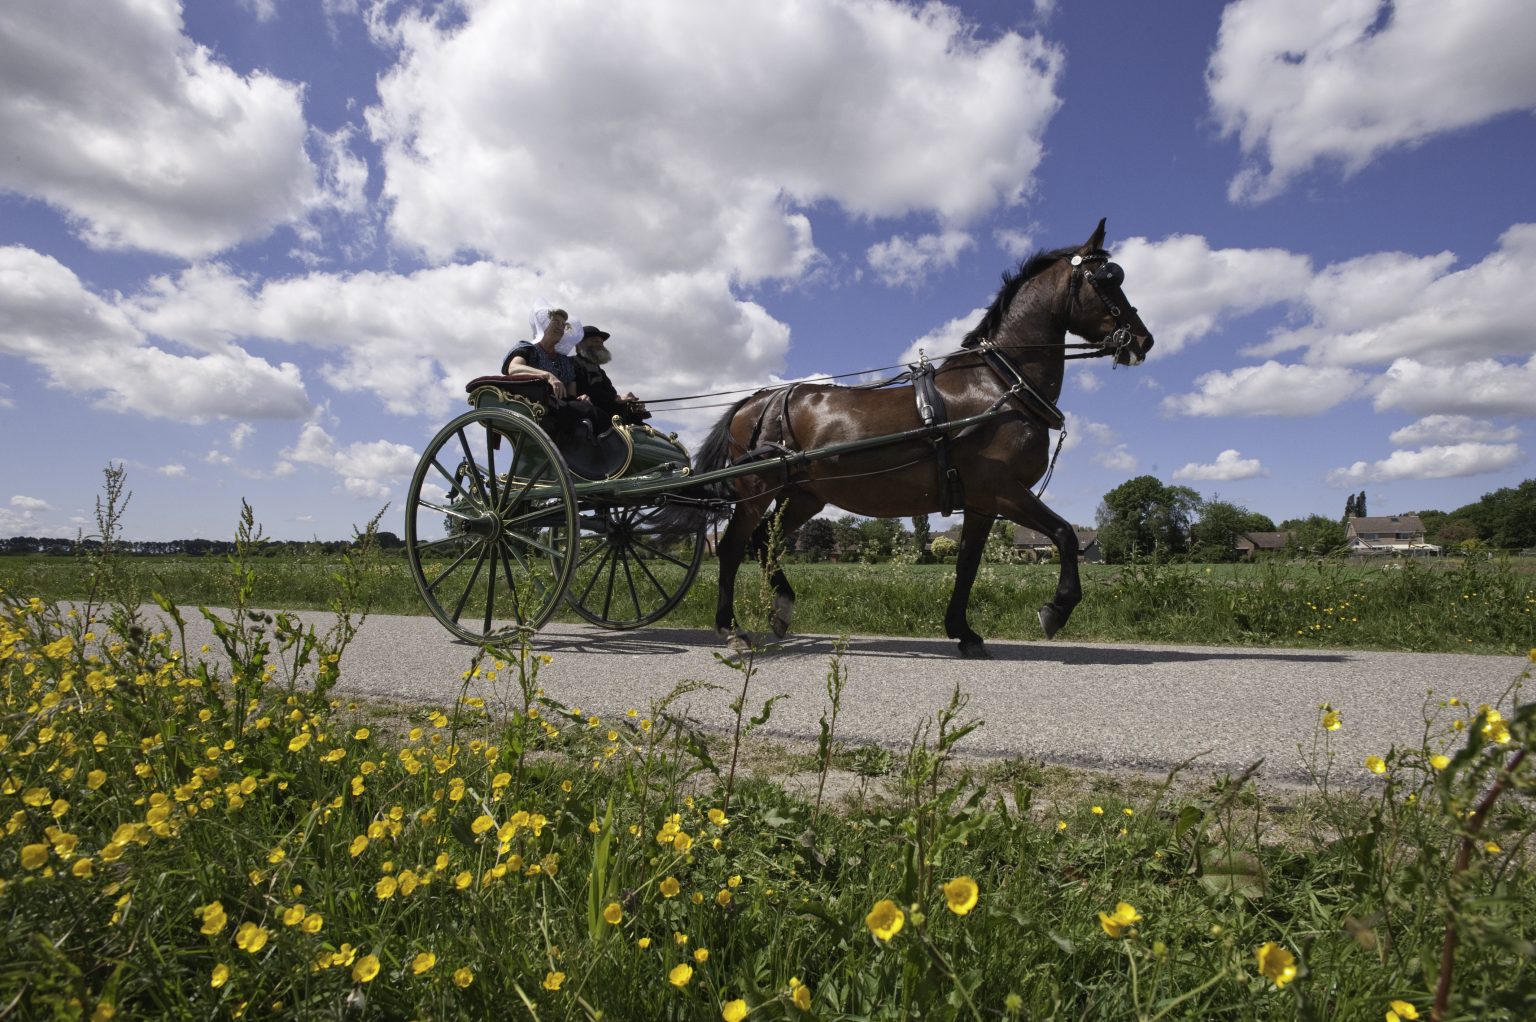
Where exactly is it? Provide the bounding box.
[1094,262,1124,287]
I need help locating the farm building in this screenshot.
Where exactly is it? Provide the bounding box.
[1012,526,1102,562]
[1234,531,1292,559]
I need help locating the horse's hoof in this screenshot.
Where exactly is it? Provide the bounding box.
[1038,605,1065,639]
[725,632,753,657]
[957,639,991,659]
[770,594,794,640]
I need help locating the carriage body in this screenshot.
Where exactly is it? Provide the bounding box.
[403,377,707,643]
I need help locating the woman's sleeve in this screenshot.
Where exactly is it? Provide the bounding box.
[501,342,538,375]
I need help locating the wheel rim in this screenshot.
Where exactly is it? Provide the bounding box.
[566,502,704,629]
[405,409,577,642]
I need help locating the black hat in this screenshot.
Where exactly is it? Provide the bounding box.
[582,325,611,341]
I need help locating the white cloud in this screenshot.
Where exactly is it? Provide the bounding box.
[1162,360,1366,417]
[1113,234,1312,354]
[1327,442,1524,485]
[896,308,987,369]
[1094,445,1138,472]
[994,228,1036,259]
[1372,356,1536,417]
[1208,0,1536,202]
[10,495,52,511]
[0,0,326,258]
[1256,225,1536,366]
[282,420,418,501]
[366,0,1064,281]
[867,231,975,288]
[0,246,310,422]
[1388,415,1520,446]
[157,464,188,477]
[1172,449,1267,482]
[230,424,255,451]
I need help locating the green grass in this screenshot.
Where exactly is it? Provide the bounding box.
[5,573,1536,1020]
[3,552,1533,653]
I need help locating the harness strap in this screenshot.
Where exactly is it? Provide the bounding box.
[912,358,964,516]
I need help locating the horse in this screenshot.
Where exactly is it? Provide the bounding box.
[675,219,1153,658]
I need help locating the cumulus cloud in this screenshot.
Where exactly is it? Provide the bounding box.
[1172,449,1267,482]
[1372,356,1536,417]
[0,246,310,421]
[1114,234,1313,354]
[1162,360,1367,417]
[994,228,1036,259]
[1389,415,1521,446]
[157,463,188,477]
[281,420,418,501]
[868,231,975,288]
[10,495,52,511]
[1208,0,1536,202]
[0,0,326,258]
[1327,442,1524,485]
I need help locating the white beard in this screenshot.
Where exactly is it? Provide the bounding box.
[579,345,613,366]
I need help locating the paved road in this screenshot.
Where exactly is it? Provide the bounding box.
[156,607,1532,784]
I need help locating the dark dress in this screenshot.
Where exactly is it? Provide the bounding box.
[501,342,603,434]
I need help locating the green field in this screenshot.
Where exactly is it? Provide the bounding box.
[2,552,1533,653]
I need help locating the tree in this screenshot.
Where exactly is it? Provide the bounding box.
[1190,499,1274,562]
[1356,490,1368,518]
[1281,515,1347,557]
[1095,476,1200,562]
[794,518,836,561]
[911,514,932,558]
[930,535,958,562]
[1343,493,1357,520]
[831,516,864,562]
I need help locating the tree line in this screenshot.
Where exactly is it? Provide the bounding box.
[0,535,405,557]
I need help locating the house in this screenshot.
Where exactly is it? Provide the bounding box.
[1345,514,1440,556]
[1011,526,1101,562]
[1234,531,1292,560]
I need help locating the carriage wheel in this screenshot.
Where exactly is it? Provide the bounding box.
[404,408,578,643]
[566,501,706,629]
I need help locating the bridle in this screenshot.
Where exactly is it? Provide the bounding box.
[1065,250,1146,366]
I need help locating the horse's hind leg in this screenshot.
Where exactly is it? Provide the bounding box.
[714,500,770,655]
[748,495,824,639]
[943,511,994,659]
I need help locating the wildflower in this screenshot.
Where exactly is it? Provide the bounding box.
[1056,820,1067,832]
[20,843,48,869]
[789,977,812,1011]
[660,876,681,898]
[288,733,311,752]
[1098,902,1141,939]
[72,857,94,878]
[267,848,285,865]
[1485,841,1503,854]
[349,835,368,857]
[604,902,623,925]
[1091,805,1104,815]
[301,913,323,934]
[353,954,380,983]
[1430,754,1451,771]
[669,963,694,987]
[198,901,228,936]
[943,876,979,916]
[708,808,729,826]
[728,874,742,888]
[283,905,306,927]
[1255,942,1297,988]
[717,889,732,907]
[86,769,107,790]
[376,876,398,899]
[235,922,270,953]
[411,951,436,975]
[638,937,652,949]
[694,948,710,963]
[866,899,905,941]
[722,999,748,1022]
[1481,708,1511,745]
[454,871,473,890]
[453,967,475,988]
[1122,807,1134,817]
[1387,1000,1420,1022]
[1365,755,1387,775]
[1321,706,1342,732]
[542,970,565,991]
[1004,992,1023,1014]
[211,963,230,988]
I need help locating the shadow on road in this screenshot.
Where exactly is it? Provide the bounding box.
[487,626,1353,667]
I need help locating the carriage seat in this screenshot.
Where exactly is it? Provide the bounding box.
[463,375,633,481]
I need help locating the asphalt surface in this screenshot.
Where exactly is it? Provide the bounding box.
[151,606,1532,784]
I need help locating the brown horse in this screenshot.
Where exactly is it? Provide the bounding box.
[678,219,1153,657]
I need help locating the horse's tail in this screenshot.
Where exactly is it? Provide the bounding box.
[649,395,754,538]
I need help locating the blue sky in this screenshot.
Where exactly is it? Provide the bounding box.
[3,0,1534,541]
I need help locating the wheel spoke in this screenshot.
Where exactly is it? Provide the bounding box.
[575,544,615,604]
[482,537,499,634]
[455,429,492,506]
[417,499,483,523]
[630,551,672,603]
[617,548,644,621]
[496,538,526,625]
[449,542,490,624]
[423,541,479,595]
[504,528,570,561]
[630,535,693,569]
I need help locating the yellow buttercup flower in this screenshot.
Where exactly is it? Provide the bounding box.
[866,899,905,941]
[234,922,269,953]
[1430,754,1451,771]
[1097,901,1141,938]
[1386,999,1419,1022]
[694,948,710,963]
[542,970,565,991]
[1321,705,1342,731]
[660,876,681,898]
[789,977,812,1012]
[604,901,623,925]
[1365,755,1386,775]
[669,963,693,987]
[353,954,381,983]
[453,967,475,988]
[376,875,398,899]
[210,963,230,988]
[411,951,436,975]
[471,814,496,835]
[198,901,228,936]
[20,844,48,870]
[722,998,748,1022]
[943,875,979,916]
[1255,942,1297,988]
[349,835,369,857]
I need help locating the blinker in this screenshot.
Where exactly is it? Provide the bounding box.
[1093,262,1125,287]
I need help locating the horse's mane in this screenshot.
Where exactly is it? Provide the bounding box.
[960,245,1078,348]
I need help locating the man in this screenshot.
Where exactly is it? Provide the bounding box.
[572,325,650,425]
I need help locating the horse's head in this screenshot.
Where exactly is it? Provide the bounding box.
[1062,218,1154,366]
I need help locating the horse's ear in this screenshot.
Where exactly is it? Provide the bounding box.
[1083,218,1107,253]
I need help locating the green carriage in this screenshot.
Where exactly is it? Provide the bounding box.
[402,377,709,643]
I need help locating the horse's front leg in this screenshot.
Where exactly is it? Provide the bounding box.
[714,512,757,655]
[943,511,994,658]
[1019,501,1081,639]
